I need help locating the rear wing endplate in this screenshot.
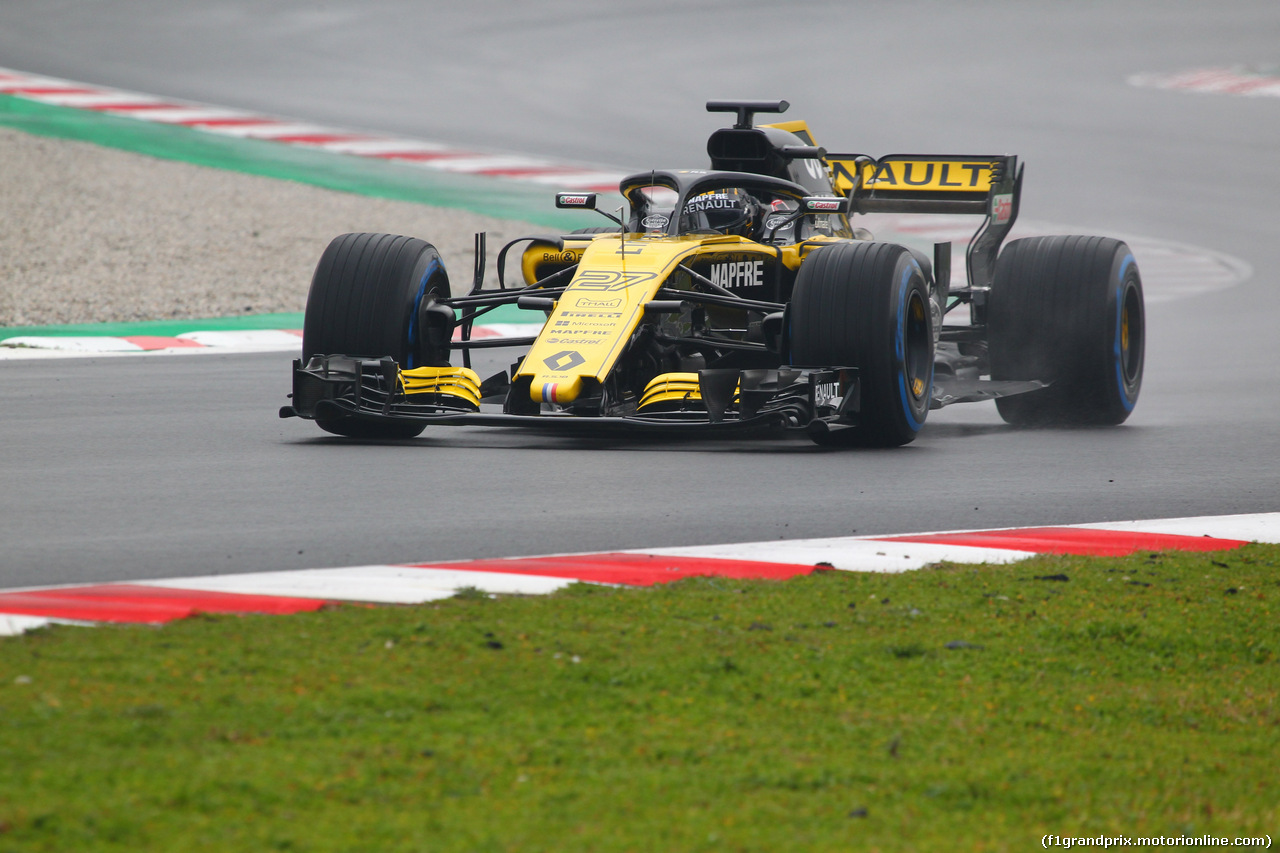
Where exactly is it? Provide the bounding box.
[827,153,1023,290]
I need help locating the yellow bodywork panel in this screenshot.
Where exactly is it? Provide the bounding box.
[637,373,703,411]
[637,372,742,412]
[520,239,589,287]
[777,236,843,272]
[829,157,868,196]
[830,155,998,196]
[760,119,817,146]
[518,235,705,405]
[400,365,482,410]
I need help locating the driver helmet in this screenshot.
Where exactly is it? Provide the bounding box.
[682,188,761,237]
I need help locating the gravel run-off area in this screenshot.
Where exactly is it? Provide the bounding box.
[0,127,538,327]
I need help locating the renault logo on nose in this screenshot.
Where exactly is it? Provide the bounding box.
[543,350,586,371]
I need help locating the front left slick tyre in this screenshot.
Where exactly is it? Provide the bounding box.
[303,232,452,367]
[302,232,453,439]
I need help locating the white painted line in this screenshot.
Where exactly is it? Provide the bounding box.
[0,614,53,637]
[3,513,1278,637]
[0,78,86,92]
[25,92,171,108]
[1119,237,1254,304]
[196,122,350,140]
[0,345,294,360]
[143,565,575,602]
[0,336,144,352]
[419,155,566,172]
[177,329,303,349]
[315,138,453,156]
[1130,67,1280,99]
[115,108,264,125]
[1078,512,1280,543]
[866,214,1252,302]
[0,323,540,359]
[463,323,544,339]
[519,171,631,187]
[0,346,137,361]
[0,613,93,636]
[637,539,1036,573]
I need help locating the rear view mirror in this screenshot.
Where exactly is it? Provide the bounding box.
[801,196,850,215]
[555,192,598,210]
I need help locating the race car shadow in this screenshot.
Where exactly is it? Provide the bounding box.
[290,432,818,454]
[403,428,915,455]
[290,421,1149,452]
[919,421,1154,444]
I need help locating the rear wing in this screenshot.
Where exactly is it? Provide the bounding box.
[827,153,1023,291]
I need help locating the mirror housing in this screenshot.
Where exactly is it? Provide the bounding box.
[555,192,597,210]
[801,196,851,215]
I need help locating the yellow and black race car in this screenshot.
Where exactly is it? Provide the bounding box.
[281,100,1144,447]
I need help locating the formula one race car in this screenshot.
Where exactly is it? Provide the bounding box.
[280,100,1144,446]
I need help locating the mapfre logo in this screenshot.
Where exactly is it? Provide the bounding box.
[709,260,763,289]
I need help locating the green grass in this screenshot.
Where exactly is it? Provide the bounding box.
[2,546,1277,852]
[0,313,306,341]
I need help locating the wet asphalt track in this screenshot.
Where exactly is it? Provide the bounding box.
[1,0,1277,586]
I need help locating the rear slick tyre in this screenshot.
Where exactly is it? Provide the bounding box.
[989,236,1144,426]
[790,242,933,447]
[303,232,453,439]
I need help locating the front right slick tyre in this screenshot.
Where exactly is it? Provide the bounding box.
[790,242,933,447]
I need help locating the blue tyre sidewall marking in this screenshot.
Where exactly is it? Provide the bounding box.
[405,257,441,370]
[1114,253,1136,412]
[895,261,927,432]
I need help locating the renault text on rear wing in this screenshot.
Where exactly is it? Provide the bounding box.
[827,154,1019,215]
[826,153,1023,291]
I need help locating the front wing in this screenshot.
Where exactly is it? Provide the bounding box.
[280,355,860,436]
